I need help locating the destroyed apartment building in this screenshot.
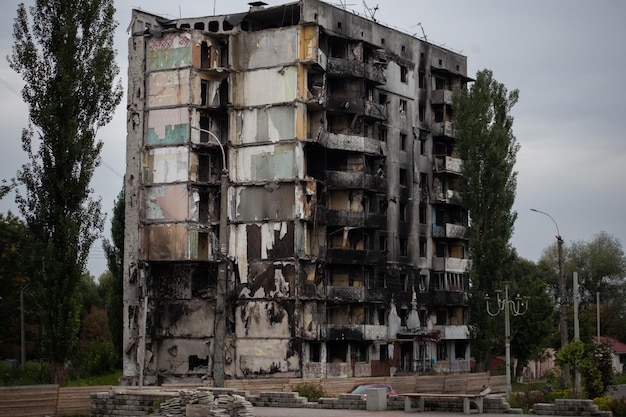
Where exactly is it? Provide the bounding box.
[123,0,472,385]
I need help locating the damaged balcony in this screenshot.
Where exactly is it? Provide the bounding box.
[326,285,365,302]
[316,130,383,155]
[432,223,467,239]
[433,155,462,174]
[432,257,471,273]
[325,324,387,341]
[324,209,386,229]
[433,188,463,205]
[434,325,470,340]
[326,57,386,85]
[432,121,456,138]
[325,248,386,265]
[431,89,454,105]
[326,170,386,193]
[326,96,387,120]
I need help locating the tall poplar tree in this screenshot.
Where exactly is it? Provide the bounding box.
[453,69,519,369]
[9,0,122,384]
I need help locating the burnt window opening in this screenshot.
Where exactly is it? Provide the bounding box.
[401,273,409,291]
[437,343,448,360]
[418,274,428,295]
[381,38,385,45]
[208,20,219,32]
[435,77,447,90]
[455,341,467,360]
[401,45,406,53]
[419,205,427,224]
[418,103,425,122]
[328,341,347,362]
[436,309,447,325]
[197,231,209,261]
[337,21,342,30]
[377,307,386,325]
[310,342,321,362]
[188,355,208,371]
[419,239,426,258]
[378,93,388,105]
[419,135,426,155]
[434,107,445,123]
[379,125,387,142]
[399,202,408,222]
[438,59,443,66]
[400,65,408,83]
[399,237,408,257]
[379,343,388,361]
[399,132,407,151]
[180,23,190,29]
[352,343,368,363]
[399,168,408,187]
[379,235,387,252]
[399,99,407,117]
[374,272,386,288]
[223,20,234,31]
[201,42,210,69]
[201,79,208,105]
[194,22,205,30]
[435,242,446,258]
[420,173,428,190]
[418,70,426,89]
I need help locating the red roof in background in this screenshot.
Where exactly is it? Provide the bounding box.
[593,336,626,354]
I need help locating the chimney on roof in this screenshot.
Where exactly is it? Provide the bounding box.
[249,1,268,12]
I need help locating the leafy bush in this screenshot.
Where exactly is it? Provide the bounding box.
[594,396,626,417]
[0,360,51,385]
[77,340,118,377]
[294,381,329,402]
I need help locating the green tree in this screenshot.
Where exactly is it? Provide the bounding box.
[0,212,31,360]
[555,340,613,398]
[509,257,556,379]
[102,188,124,358]
[539,233,626,343]
[9,0,122,384]
[453,69,520,369]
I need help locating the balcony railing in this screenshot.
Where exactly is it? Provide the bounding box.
[432,223,467,239]
[327,57,386,84]
[434,155,462,174]
[431,89,454,105]
[432,257,471,273]
[432,121,456,138]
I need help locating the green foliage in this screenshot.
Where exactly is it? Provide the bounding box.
[0,360,51,386]
[555,340,614,398]
[8,0,122,385]
[101,188,124,361]
[594,396,626,416]
[453,69,520,367]
[294,381,329,402]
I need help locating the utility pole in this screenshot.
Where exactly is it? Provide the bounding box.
[531,208,569,387]
[193,126,228,387]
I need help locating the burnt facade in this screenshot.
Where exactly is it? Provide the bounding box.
[123,0,472,385]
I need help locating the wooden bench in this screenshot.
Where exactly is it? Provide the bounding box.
[402,390,489,415]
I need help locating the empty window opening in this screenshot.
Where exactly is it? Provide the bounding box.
[437,343,448,360]
[379,125,387,142]
[436,310,447,325]
[337,21,342,29]
[400,65,408,83]
[208,20,219,32]
[419,239,426,258]
[328,341,347,363]
[197,232,208,261]
[401,45,406,52]
[399,202,408,222]
[438,59,443,66]
[381,38,385,45]
[399,168,408,187]
[378,93,387,105]
[401,273,409,291]
[400,132,407,151]
[223,20,234,31]
[400,238,408,256]
[419,136,426,155]
[399,99,407,117]
[418,70,426,89]
[375,272,386,288]
[310,342,321,362]
[194,22,205,30]
[201,80,208,105]
[418,103,425,122]
[419,205,427,224]
[420,173,428,190]
[435,77,446,90]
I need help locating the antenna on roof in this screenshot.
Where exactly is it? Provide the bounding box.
[411,22,427,42]
[334,1,356,10]
[362,1,378,22]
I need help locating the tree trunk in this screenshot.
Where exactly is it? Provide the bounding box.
[51,359,66,386]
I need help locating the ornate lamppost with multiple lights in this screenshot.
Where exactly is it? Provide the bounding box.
[485,282,529,399]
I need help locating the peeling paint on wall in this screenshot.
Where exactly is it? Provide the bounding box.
[147,108,190,145]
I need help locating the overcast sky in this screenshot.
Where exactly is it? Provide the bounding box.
[1,0,625,278]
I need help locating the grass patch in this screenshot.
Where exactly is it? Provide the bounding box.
[67,370,122,386]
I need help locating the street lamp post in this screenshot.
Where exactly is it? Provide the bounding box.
[192,126,228,387]
[485,282,529,399]
[530,208,569,386]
